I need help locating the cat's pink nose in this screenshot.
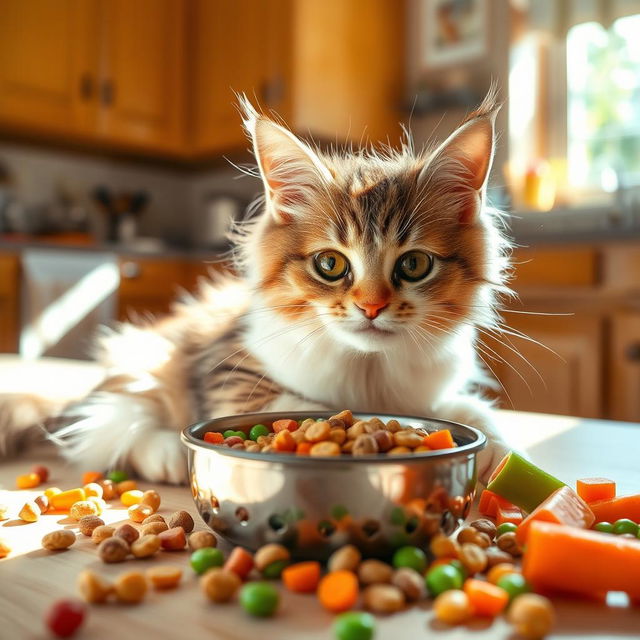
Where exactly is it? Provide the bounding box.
[355,301,389,319]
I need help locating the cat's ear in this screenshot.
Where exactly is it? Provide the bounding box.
[240,96,332,224]
[423,95,499,224]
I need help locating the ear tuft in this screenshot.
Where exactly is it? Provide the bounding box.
[238,95,332,224]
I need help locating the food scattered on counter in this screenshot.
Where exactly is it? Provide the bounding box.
[45,599,86,638]
[200,410,460,456]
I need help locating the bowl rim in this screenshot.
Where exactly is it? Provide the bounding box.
[181,411,486,465]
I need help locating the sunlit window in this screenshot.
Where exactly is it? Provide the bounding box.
[567,14,640,190]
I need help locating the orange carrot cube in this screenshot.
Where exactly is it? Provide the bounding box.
[496,506,524,526]
[464,578,509,617]
[273,419,298,433]
[479,489,515,518]
[282,561,321,593]
[424,429,455,450]
[589,494,640,523]
[204,431,224,445]
[296,442,312,455]
[82,471,103,485]
[576,478,616,504]
[274,430,296,452]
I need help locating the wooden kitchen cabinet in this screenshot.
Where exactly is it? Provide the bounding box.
[0,254,20,353]
[0,0,98,138]
[609,312,640,423]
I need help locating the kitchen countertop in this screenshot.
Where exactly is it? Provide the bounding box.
[1,410,639,639]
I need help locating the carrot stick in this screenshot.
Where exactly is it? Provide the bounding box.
[496,506,523,526]
[576,477,616,503]
[50,488,86,511]
[317,570,359,612]
[282,561,321,593]
[522,521,640,599]
[479,489,515,518]
[463,579,509,617]
[589,494,640,523]
[223,547,254,580]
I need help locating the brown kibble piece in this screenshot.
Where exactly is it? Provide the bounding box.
[140,490,161,513]
[79,515,105,537]
[188,530,217,552]
[508,593,555,639]
[358,559,393,585]
[200,568,241,603]
[42,529,76,550]
[469,518,497,540]
[99,536,130,563]
[497,531,523,557]
[457,526,492,548]
[147,565,183,590]
[92,525,115,544]
[310,441,341,456]
[352,434,379,456]
[385,419,402,432]
[141,513,166,526]
[363,584,405,613]
[387,446,411,455]
[142,521,169,536]
[99,479,116,500]
[393,430,423,448]
[459,543,488,574]
[168,510,194,533]
[116,480,138,495]
[485,546,514,568]
[34,494,50,515]
[328,545,361,573]
[346,422,367,440]
[128,503,154,523]
[19,501,39,522]
[329,428,346,445]
[331,410,354,427]
[115,523,140,545]
[114,570,147,604]
[254,543,290,572]
[77,569,113,603]
[305,420,331,442]
[430,534,460,558]
[159,526,186,550]
[372,430,394,452]
[328,418,345,429]
[131,534,161,559]
[392,567,426,601]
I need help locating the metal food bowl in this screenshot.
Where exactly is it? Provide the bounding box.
[181,412,486,561]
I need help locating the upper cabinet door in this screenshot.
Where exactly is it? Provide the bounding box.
[0,0,98,136]
[191,0,292,155]
[97,0,186,152]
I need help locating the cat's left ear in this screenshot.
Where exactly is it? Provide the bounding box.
[240,96,332,224]
[425,99,499,224]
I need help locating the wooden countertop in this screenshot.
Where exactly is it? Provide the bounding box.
[1,410,639,639]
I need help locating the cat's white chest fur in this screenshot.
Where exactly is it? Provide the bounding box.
[243,302,478,417]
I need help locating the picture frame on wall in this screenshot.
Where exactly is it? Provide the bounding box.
[421,0,488,68]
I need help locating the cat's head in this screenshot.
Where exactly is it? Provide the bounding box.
[237,95,510,354]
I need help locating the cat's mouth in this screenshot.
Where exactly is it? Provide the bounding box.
[353,325,395,337]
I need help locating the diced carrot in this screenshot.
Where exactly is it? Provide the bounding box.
[50,488,86,510]
[296,442,312,455]
[317,570,359,612]
[589,494,640,523]
[523,521,640,599]
[496,506,523,526]
[273,430,296,452]
[576,477,616,503]
[516,486,594,545]
[82,471,103,485]
[273,419,298,433]
[203,431,224,445]
[420,436,433,449]
[478,489,515,518]
[463,579,509,617]
[424,429,455,450]
[223,547,254,580]
[282,561,321,593]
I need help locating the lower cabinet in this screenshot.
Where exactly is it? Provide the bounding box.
[609,312,640,423]
[0,254,20,353]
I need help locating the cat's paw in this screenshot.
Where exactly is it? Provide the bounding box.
[128,430,188,485]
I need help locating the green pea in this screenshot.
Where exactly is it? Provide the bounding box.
[106,470,128,483]
[222,429,237,439]
[392,546,427,573]
[594,521,614,534]
[249,424,270,440]
[331,504,349,520]
[262,559,289,579]
[190,547,224,574]
[497,573,530,603]
[239,582,279,617]
[425,564,463,597]
[496,522,518,536]
[448,559,468,580]
[613,518,638,536]
[333,612,376,640]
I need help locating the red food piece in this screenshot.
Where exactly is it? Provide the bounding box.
[516,486,594,544]
[204,431,224,445]
[589,494,640,523]
[272,419,298,433]
[32,465,49,483]
[224,546,254,579]
[576,478,616,503]
[45,599,86,638]
[223,436,244,447]
[496,506,523,526]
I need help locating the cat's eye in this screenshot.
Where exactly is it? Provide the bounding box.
[395,251,433,282]
[313,250,350,281]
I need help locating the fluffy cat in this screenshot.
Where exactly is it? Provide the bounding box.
[0,95,513,484]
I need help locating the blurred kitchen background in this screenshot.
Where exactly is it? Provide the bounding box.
[0,0,639,422]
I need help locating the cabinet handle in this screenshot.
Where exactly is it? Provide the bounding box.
[120,261,141,279]
[261,77,284,106]
[101,80,115,106]
[626,343,640,362]
[79,73,94,100]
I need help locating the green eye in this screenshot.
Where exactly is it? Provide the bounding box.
[313,251,349,281]
[395,251,433,282]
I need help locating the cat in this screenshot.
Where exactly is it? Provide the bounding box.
[0,93,513,484]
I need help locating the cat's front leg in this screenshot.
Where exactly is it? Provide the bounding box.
[431,395,512,484]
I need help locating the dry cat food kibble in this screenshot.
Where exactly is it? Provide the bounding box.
[42,529,76,551]
[188,530,217,551]
[77,570,113,604]
[114,570,148,604]
[99,537,130,563]
[92,525,115,544]
[78,515,105,537]
[200,411,459,456]
[147,565,183,590]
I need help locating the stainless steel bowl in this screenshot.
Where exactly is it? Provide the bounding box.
[181,412,486,560]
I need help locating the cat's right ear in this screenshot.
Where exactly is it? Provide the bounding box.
[240,96,332,224]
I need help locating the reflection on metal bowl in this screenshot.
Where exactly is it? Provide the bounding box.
[181,412,486,561]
